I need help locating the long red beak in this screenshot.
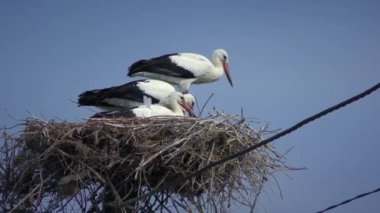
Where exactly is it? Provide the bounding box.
[180,102,196,117]
[223,62,233,87]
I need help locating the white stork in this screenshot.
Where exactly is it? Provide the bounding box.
[78,79,196,115]
[92,92,192,118]
[127,49,233,93]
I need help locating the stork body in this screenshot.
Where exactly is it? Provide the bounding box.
[92,92,192,118]
[78,79,195,111]
[127,49,233,93]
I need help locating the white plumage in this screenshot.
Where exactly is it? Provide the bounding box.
[92,92,192,118]
[128,49,233,93]
[78,79,196,113]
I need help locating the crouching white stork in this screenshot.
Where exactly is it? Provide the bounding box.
[78,79,196,116]
[127,49,233,93]
[92,92,193,118]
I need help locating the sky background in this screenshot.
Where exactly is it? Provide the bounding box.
[1,0,380,212]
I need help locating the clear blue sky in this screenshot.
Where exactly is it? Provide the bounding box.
[1,0,379,212]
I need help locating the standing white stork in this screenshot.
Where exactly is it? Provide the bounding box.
[78,79,196,115]
[92,92,193,118]
[127,49,233,93]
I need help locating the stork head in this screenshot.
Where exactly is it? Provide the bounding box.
[177,93,195,117]
[183,93,196,117]
[213,49,233,87]
[164,92,195,117]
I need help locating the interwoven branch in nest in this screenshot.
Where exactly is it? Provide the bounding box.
[0,111,286,212]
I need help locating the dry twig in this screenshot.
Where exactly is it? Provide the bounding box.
[0,111,286,212]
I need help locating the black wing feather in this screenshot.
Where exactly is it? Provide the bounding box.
[78,80,159,107]
[128,53,196,79]
[91,110,136,118]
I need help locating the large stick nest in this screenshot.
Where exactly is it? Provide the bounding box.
[1,111,287,212]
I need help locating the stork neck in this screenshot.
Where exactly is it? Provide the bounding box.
[211,55,223,68]
[161,95,183,115]
[208,55,224,80]
[170,100,183,115]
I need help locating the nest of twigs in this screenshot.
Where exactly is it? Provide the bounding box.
[1,111,286,212]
